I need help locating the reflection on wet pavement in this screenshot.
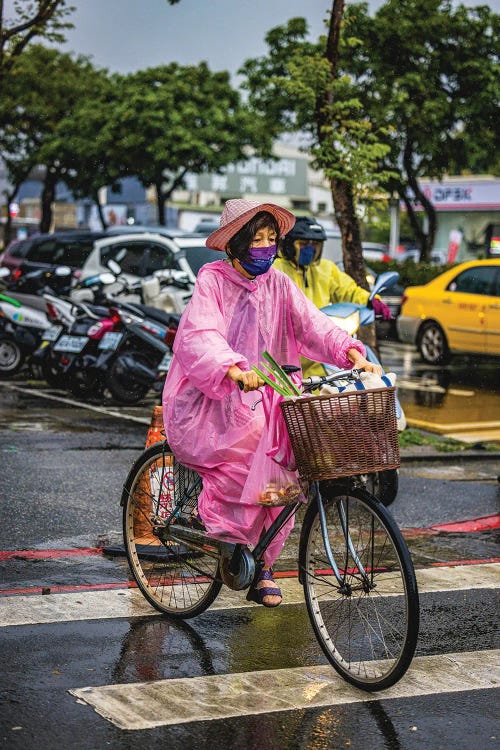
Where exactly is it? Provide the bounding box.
[380,343,500,442]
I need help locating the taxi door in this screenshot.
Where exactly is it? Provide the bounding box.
[445,266,491,353]
[485,267,500,355]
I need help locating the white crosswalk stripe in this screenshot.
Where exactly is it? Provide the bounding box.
[1,562,499,627]
[2,561,499,732]
[69,649,500,730]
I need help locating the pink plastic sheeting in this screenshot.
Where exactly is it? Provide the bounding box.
[163,260,365,566]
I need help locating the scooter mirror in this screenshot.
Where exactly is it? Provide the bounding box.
[55,266,72,277]
[107,259,122,276]
[98,272,116,285]
[369,271,399,300]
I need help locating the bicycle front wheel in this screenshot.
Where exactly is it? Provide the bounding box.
[300,485,419,690]
[122,441,222,618]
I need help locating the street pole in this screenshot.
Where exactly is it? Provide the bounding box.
[389,196,400,257]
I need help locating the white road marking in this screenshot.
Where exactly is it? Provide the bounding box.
[1,562,498,627]
[0,382,150,425]
[69,649,500,730]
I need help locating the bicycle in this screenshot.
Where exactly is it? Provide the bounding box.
[121,367,419,691]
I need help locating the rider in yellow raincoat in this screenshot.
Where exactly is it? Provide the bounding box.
[274,217,391,378]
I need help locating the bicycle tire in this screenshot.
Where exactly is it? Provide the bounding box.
[299,485,419,690]
[122,441,222,618]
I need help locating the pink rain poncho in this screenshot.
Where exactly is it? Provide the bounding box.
[162,260,365,566]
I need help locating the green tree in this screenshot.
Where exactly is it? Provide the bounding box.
[107,63,260,226]
[0,45,105,234]
[0,0,73,90]
[239,9,394,289]
[344,0,500,260]
[40,72,125,229]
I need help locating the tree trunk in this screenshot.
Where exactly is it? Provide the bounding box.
[323,1,379,357]
[330,177,368,291]
[321,0,366,287]
[403,141,437,261]
[155,180,166,226]
[94,194,108,229]
[40,171,57,233]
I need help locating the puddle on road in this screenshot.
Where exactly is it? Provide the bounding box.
[380,345,500,435]
[404,529,500,567]
[2,412,92,434]
[0,387,114,433]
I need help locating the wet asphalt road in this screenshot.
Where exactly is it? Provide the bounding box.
[0,378,499,750]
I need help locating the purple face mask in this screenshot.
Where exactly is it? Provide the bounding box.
[240,244,277,276]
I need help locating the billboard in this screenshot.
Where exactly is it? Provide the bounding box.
[407,179,500,212]
[184,156,309,199]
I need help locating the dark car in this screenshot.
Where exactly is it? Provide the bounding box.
[0,231,108,274]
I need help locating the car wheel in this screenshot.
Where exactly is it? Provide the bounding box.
[418,321,450,365]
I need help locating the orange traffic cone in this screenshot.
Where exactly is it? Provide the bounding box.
[145,405,166,448]
[134,406,170,544]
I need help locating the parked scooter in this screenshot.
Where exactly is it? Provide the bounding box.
[89,299,180,405]
[35,262,183,402]
[31,272,119,392]
[0,266,72,378]
[319,271,406,506]
[72,259,186,403]
[71,257,193,315]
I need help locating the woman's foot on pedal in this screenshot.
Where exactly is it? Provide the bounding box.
[256,568,282,608]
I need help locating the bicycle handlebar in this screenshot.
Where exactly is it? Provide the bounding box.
[237,367,362,392]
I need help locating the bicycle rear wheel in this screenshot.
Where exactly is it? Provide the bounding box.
[300,485,419,690]
[122,441,222,618]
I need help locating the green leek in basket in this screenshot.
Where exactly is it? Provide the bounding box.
[252,351,302,397]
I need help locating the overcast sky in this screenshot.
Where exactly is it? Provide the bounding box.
[7,0,498,78]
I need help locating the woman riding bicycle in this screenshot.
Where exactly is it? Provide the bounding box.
[162,199,382,607]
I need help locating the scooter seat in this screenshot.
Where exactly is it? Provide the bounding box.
[129,303,180,326]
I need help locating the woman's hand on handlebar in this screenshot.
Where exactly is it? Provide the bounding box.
[226,365,264,392]
[347,348,383,377]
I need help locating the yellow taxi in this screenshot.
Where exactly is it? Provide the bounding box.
[397,259,500,364]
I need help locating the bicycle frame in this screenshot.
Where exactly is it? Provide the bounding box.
[159,475,367,596]
[151,367,374,592]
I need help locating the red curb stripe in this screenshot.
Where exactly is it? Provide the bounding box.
[0,581,137,596]
[0,557,499,597]
[430,514,500,533]
[0,548,102,561]
[430,557,500,567]
[274,557,500,579]
[1,515,498,563]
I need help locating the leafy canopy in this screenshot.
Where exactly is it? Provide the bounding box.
[108,62,259,194]
[0,1,74,87]
[239,16,395,210]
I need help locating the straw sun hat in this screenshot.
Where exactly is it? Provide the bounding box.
[205,199,296,251]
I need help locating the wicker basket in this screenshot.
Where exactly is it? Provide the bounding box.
[279,386,400,481]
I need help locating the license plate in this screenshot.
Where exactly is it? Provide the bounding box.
[158,351,173,371]
[42,325,62,342]
[53,335,88,353]
[98,332,123,350]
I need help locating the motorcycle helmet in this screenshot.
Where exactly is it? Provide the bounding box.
[280,216,327,267]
